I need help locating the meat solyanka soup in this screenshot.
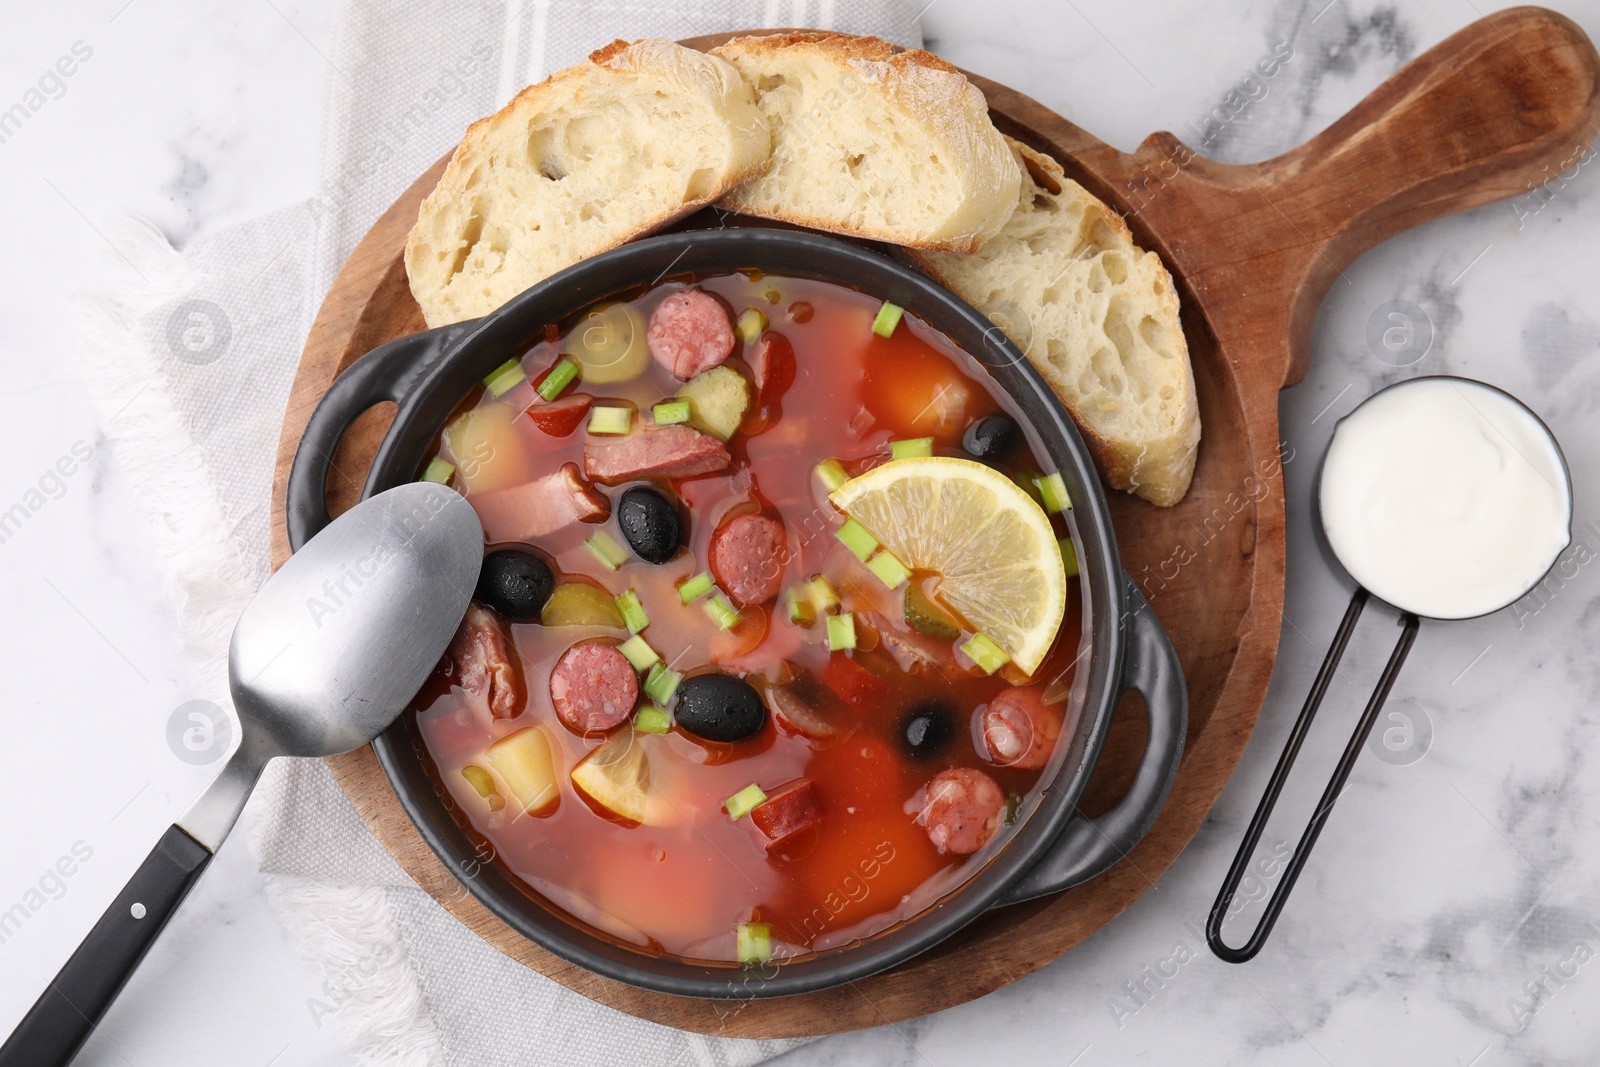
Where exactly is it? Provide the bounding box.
[416,271,1085,965]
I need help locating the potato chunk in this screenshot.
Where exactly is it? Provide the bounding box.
[487,727,559,815]
[443,403,534,493]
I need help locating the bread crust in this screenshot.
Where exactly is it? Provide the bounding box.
[910,139,1200,506]
[404,38,771,327]
[711,34,1019,253]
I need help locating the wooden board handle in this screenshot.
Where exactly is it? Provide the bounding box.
[1266,6,1599,383]
[1114,6,1600,391]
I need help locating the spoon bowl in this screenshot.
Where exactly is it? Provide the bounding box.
[230,481,483,758]
[0,481,483,1067]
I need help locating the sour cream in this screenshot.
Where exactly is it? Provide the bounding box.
[1318,377,1571,619]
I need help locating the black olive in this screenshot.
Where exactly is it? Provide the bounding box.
[617,486,682,565]
[474,548,554,622]
[899,701,957,759]
[674,673,767,743]
[962,414,1021,462]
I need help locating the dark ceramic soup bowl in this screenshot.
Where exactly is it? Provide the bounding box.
[285,228,1186,999]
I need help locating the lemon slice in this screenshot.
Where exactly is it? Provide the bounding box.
[829,457,1066,674]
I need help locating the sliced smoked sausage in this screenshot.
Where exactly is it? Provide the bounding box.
[708,513,786,606]
[917,767,1005,855]
[448,604,526,719]
[980,685,1065,770]
[647,289,734,379]
[549,642,639,734]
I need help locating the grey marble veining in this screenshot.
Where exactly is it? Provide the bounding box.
[0,1,1596,1065]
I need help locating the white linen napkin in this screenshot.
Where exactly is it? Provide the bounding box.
[77,3,923,1065]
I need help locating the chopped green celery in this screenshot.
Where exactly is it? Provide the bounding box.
[536,357,579,401]
[615,590,649,633]
[786,585,816,624]
[616,634,660,672]
[1034,471,1072,513]
[584,531,629,570]
[461,765,505,811]
[736,922,774,964]
[678,571,714,603]
[889,437,933,460]
[643,662,682,704]
[633,704,671,734]
[806,575,839,612]
[867,550,911,589]
[815,458,850,492]
[827,613,857,651]
[1059,538,1080,578]
[871,300,905,338]
[483,358,526,398]
[421,457,455,484]
[587,406,633,435]
[903,584,959,640]
[724,784,767,819]
[835,518,878,561]
[1014,469,1045,507]
[736,306,769,345]
[704,594,740,631]
[962,632,1011,674]
[652,399,692,425]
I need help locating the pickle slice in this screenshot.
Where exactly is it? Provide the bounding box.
[903,584,959,641]
[541,583,625,628]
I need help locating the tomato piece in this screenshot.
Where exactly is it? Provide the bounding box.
[860,336,995,443]
[751,331,796,404]
[750,780,820,849]
[820,653,888,707]
[525,393,593,436]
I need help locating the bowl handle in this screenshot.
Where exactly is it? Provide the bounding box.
[285,319,481,550]
[997,577,1188,906]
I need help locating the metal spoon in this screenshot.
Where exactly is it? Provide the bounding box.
[1,482,482,1066]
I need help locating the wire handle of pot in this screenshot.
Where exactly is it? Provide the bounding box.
[1205,588,1420,963]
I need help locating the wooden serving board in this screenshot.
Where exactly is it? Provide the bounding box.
[267,11,1599,1038]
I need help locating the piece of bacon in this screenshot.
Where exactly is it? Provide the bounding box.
[583,420,730,484]
[470,462,609,541]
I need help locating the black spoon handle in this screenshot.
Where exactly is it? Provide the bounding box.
[0,825,211,1066]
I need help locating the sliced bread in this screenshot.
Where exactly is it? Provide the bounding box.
[710,33,1020,253]
[405,39,771,327]
[911,139,1200,506]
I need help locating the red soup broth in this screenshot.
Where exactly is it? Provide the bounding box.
[413,271,1087,963]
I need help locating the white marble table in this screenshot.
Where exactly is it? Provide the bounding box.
[3,2,1598,1065]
